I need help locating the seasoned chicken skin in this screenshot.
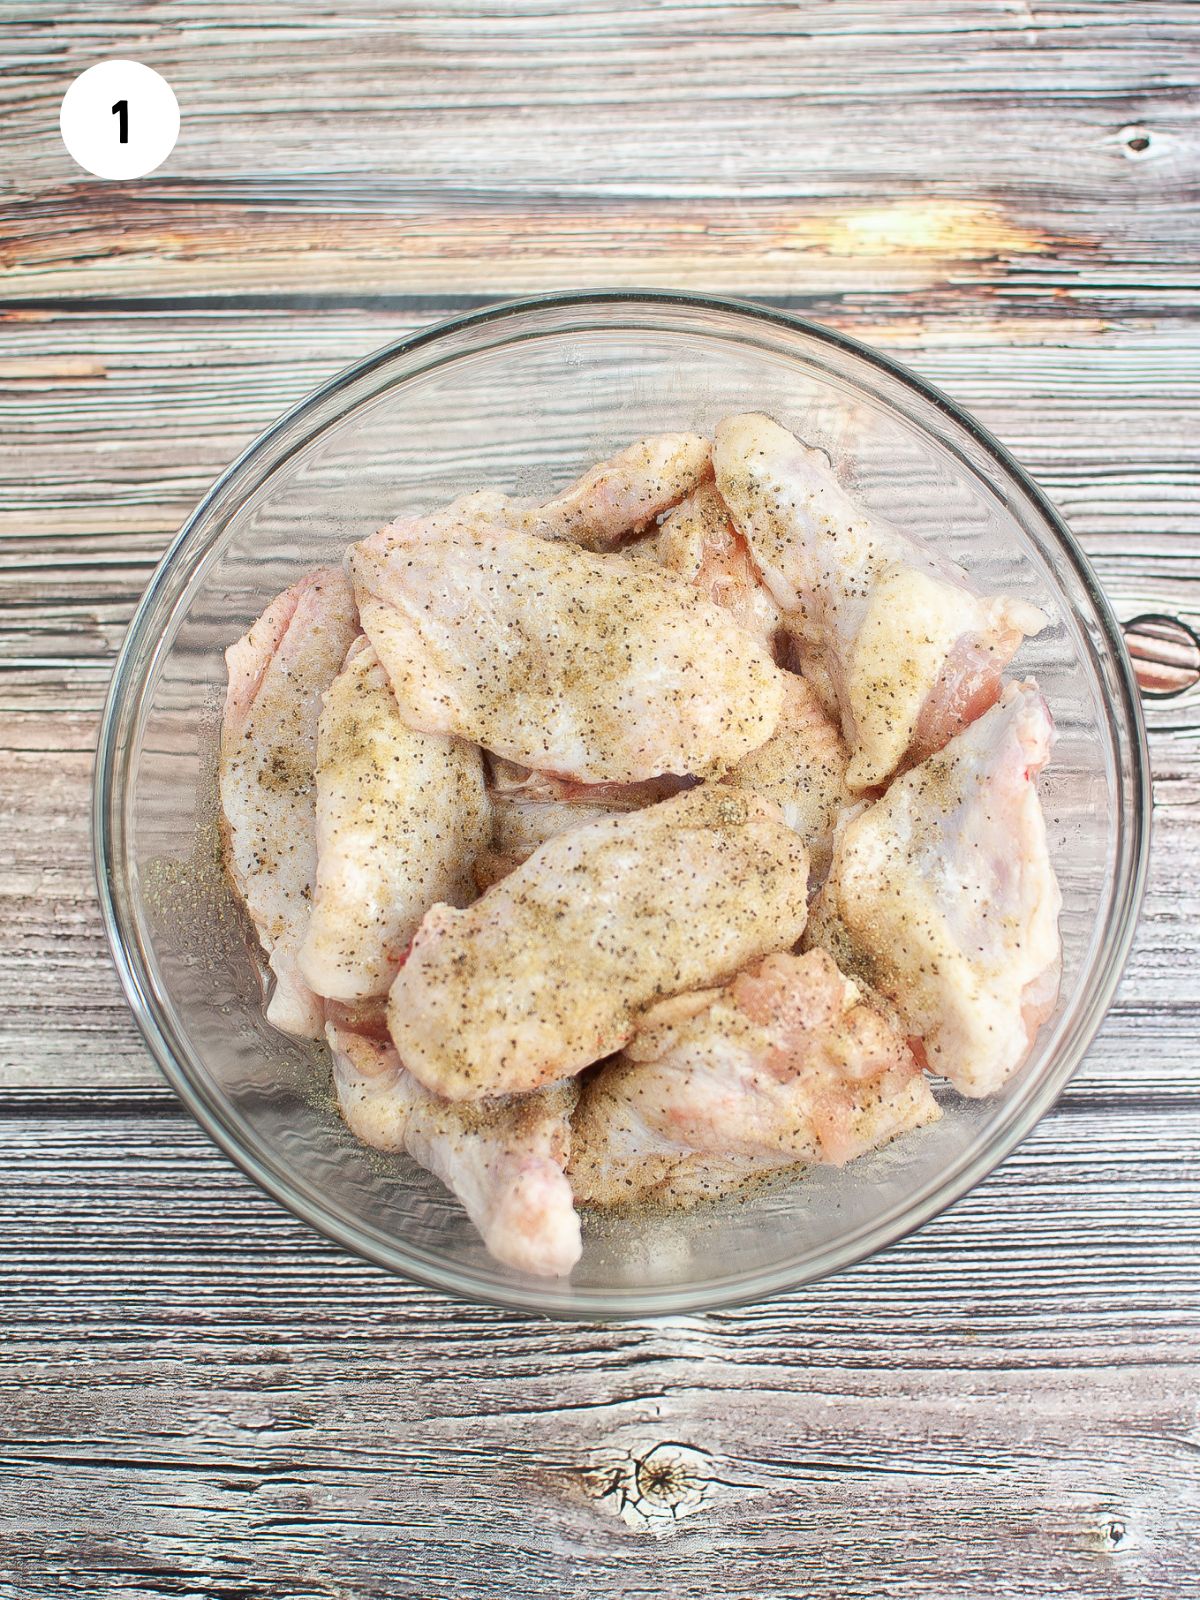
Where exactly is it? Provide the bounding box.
[723,672,850,879]
[412,432,712,552]
[327,1021,581,1277]
[298,641,490,1001]
[628,481,781,651]
[806,680,1062,1097]
[349,521,784,783]
[714,413,1046,790]
[569,949,940,1207]
[389,785,812,1101]
[220,567,359,1037]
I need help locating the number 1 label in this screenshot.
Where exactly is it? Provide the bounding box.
[60,60,179,179]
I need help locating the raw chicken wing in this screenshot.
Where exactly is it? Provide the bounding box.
[298,640,490,1001]
[806,680,1062,1096]
[522,429,712,549]
[723,672,850,879]
[389,785,812,1100]
[327,1020,581,1276]
[569,949,940,1207]
[220,567,359,1037]
[714,413,1046,789]
[349,522,784,782]
[414,432,712,552]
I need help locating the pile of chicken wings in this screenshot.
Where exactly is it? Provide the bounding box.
[220,414,1060,1277]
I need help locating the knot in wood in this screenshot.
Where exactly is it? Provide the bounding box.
[1117,125,1153,158]
[1121,613,1200,699]
[580,1440,713,1529]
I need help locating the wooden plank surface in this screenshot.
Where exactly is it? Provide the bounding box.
[2,4,1199,1596]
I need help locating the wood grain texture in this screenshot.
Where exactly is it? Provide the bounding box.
[2,3,1200,1596]
[3,2,1199,303]
[1,1107,1198,1599]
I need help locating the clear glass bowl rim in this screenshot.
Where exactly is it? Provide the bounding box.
[93,288,1153,1319]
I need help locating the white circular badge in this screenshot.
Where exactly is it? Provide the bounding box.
[60,61,179,180]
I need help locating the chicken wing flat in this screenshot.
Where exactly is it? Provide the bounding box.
[569,948,940,1207]
[714,413,1046,790]
[412,431,712,552]
[521,430,712,549]
[388,785,811,1101]
[327,1021,581,1277]
[349,521,784,782]
[806,680,1062,1096]
[298,640,490,1001]
[220,566,359,1038]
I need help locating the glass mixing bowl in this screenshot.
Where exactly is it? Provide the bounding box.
[94,291,1151,1317]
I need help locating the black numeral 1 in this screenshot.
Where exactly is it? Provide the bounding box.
[112,100,129,143]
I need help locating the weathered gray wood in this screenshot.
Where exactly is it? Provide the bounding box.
[3,2,1199,305]
[2,2,1200,1595]
[1,1107,1198,1599]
